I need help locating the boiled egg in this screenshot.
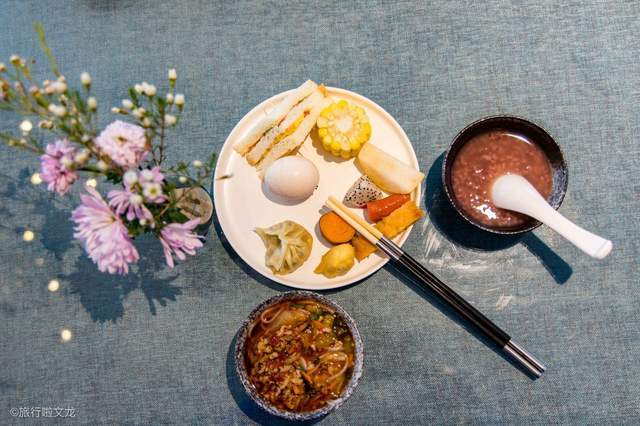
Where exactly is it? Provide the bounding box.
[264,156,319,200]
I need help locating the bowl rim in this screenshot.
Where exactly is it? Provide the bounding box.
[441,114,568,235]
[234,291,364,421]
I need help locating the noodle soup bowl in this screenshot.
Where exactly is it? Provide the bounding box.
[234,291,364,421]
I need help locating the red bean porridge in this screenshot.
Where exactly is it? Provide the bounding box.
[451,130,552,228]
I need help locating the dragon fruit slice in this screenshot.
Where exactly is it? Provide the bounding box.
[343,175,384,208]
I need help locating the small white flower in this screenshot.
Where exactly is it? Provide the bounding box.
[143,182,162,199]
[122,99,134,109]
[87,96,97,110]
[0,63,6,72]
[134,83,143,94]
[96,160,108,171]
[129,193,144,206]
[166,93,174,104]
[139,169,154,182]
[142,117,152,128]
[123,170,138,187]
[142,82,156,96]
[174,93,185,106]
[132,107,146,119]
[80,72,91,86]
[168,69,177,80]
[192,160,203,168]
[81,134,91,143]
[51,81,67,93]
[85,178,97,188]
[19,120,33,133]
[48,104,66,117]
[164,114,177,126]
[9,54,21,65]
[178,176,188,184]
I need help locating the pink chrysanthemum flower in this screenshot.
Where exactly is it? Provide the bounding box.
[159,218,203,267]
[40,139,78,195]
[96,120,148,168]
[72,187,140,274]
[108,188,154,226]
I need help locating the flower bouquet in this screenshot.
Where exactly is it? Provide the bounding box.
[0,25,215,274]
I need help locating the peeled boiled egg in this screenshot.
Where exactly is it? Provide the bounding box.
[264,156,319,201]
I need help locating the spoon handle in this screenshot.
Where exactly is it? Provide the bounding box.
[492,175,612,259]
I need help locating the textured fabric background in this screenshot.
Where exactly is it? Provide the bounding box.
[1,1,639,424]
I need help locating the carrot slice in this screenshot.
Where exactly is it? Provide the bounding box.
[366,194,410,222]
[319,211,356,244]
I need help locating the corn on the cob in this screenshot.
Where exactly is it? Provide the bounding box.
[316,100,371,159]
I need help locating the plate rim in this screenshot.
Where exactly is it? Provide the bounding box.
[213,86,421,290]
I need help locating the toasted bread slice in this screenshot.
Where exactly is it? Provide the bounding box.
[257,98,331,177]
[233,80,318,155]
[246,89,324,165]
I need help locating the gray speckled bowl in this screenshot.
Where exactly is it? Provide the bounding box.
[234,291,364,421]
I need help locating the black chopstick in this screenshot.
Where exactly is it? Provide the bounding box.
[377,235,546,378]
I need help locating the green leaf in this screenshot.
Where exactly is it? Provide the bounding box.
[128,87,139,104]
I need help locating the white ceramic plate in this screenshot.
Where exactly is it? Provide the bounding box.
[214,87,421,290]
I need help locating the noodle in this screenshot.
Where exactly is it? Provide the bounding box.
[244,298,355,413]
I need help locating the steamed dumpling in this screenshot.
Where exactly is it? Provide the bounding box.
[255,220,313,275]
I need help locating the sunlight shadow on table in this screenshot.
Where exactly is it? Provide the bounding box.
[424,153,572,284]
[64,235,182,323]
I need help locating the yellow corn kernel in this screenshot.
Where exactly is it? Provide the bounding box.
[316,99,371,159]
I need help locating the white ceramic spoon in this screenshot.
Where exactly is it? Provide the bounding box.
[492,174,612,259]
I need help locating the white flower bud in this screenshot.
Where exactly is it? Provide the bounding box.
[87,96,97,110]
[0,63,5,72]
[139,218,147,226]
[132,107,145,119]
[192,160,203,168]
[81,134,91,143]
[51,81,67,93]
[174,93,185,107]
[122,99,134,109]
[178,176,188,184]
[18,138,27,146]
[9,55,21,65]
[96,160,108,171]
[168,69,177,80]
[111,107,120,114]
[164,114,177,126]
[80,72,91,86]
[145,84,157,97]
[165,93,174,104]
[142,117,152,128]
[48,104,66,117]
[19,120,32,134]
[134,83,143,94]
[85,178,97,188]
[123,170,138,186]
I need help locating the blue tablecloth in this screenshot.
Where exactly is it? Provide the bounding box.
[1,1,638,424]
